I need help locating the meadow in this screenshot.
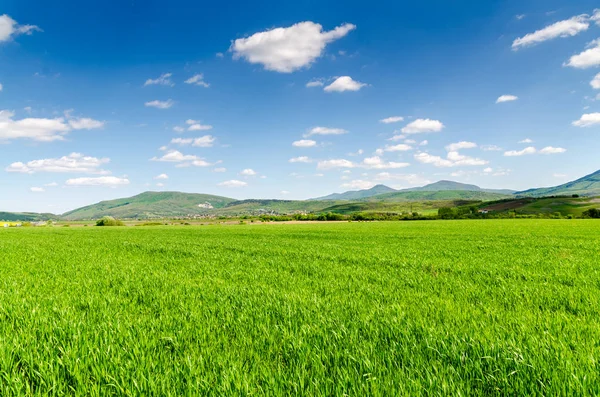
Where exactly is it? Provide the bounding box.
[0,220,599,395]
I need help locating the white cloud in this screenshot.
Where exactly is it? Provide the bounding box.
[324,76,366,92]
[572,112,600,127]
[173,126,185,132]
[44,182,58,187]
[592,73,600,89]
[445,141,477,151]
[415,151,488,167]
[292,139,317,147]
[6,153,110,174]
[0,14,41,42]
[188,123,212,131]
[496,95,518,103]
[388,134,407,141]
[419,140,428,146]
[65,176,130,187]
[481,144,503,151]
[145,100,174,109]
[401,119,444,134]
[512,15,589,49]
[289,156,312,163]
[184,74,210,87]
[280,190,290,195]
[341,180,375,190]
[593,9,600,25]
[305,126,348,136]
[516,14,526,20]
[216,52,224,58]
[30,187,45,193]
[317,159,355,169]
[565,39,600,69]
[0,110,103,142]
[154,173,169,180]
[383,144,412,152]
[240,168,257,176]
[213,167,227,172]
[230,21,356,73]
[504,147,537,156]
[171,135,216,147]
[144,73,174,87]
[539,146,566,154]
[306,80,324,87]
[519,138,533,143]
[218,180,247,187]
[0,83,3,91]
[68,117,105,130]
[361,156,410,169]
[380,116,404,124]
[151,150,200,162]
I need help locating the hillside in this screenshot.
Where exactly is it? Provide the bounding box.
[480,196,600,217]
[516,169,600,197]
[62,191,236,220]
[368,190,511,202]
[408,180,515,195]
[312,184,396,200]
[0,212,57,222]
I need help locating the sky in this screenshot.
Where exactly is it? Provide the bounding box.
[1,0,600,213]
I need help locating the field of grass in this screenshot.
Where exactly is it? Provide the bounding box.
[482,197,600,216]
[1,221,599,395]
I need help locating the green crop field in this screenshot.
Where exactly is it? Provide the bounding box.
[1,221,599,395]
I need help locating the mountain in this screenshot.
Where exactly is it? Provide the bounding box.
[312,184,397,200]
[516,169,600,197]
[406,180,515,195]
[61,191,236,220]
[368,190,511,202]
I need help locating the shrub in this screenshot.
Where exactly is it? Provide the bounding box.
[95,216,124,227]
[582,208,600,219]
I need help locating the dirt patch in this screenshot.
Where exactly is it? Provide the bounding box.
[481,200,532,211]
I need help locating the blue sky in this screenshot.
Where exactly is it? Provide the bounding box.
[1,0,600,213]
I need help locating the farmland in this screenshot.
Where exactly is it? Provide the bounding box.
[1,221,599,395]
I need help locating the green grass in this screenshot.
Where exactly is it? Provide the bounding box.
[0,221,599,395]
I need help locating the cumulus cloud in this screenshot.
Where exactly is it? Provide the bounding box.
[289,156,312,163]
[173,126,185,133]
[565,39,600,68]
[519,138,534,143]
[380,116,404,124]
[0,110,103,142]
[145,99,174,109]
[512,15,589,49]
[591,73,600,89]
[154,173,169,180]
[401,119,444,134]
[230,21,356,73]
[539,146,566,154]
[317,159,355,169]
[171,135,216,147]
[504,147,537,156]
[572,112,600,127]
[306,80,324,88]
[184,74,210,87]
[0,14,41,42]
[65,176,130,187]
[150,150,210,166]
[218,179,247,187]
[213,167,227,172]
[445,141,477,151]
[6,153,110,174]
[382,144,412,152]
[240,168,257,176]
[292,139,317,147]
[30,187,45,193]
[415,151,488,167]
[361,156,410,169]
[496,95,518,103]
[305,126,348,136]
[324,76,367,92]
[144,73,174,87]
[481,144,503,151]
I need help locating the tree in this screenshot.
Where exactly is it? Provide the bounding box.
[582,209,600,219]
[96,216,124,226]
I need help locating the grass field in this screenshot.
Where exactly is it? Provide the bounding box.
[1,221,599,395]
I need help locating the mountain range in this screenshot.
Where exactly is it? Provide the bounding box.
[2,169,600,221]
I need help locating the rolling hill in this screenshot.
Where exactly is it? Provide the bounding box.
[61,191,236,220]
[368,190,510,202]
[0,212,57,222]
[516,169,600,197]
[312,184,396,200]
[406,180,515,195]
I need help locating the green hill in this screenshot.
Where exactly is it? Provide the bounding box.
[480,196,600,217]
[516,169,600,197]
[312,184,396,200]
[406,180,515,195]
[369,190,510,202]
[62,191,236,220]
[0,212,57,222]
